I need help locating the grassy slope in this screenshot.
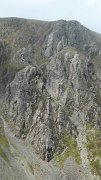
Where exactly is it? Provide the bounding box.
[86,123,101,177]
[54,133,81,168]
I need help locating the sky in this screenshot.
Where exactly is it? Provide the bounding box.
[0,0,101,33]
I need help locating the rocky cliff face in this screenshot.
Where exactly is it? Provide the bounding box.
[0,18,101,180]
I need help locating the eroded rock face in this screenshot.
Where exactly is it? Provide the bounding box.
[44,20,101,57]
[5,49,101,163]
[0,18,101,179]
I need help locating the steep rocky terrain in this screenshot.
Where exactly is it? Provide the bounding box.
[0,17,101,180]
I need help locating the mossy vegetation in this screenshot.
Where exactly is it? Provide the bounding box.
[54,133,81,168]
[86,123,101,177]
[33,46,49,66]
[0,146,9,162]
[28,162,35,174]
[4,30,20,44]
[59,46,85,61]
[86,122,93,130]
[0,112,13,162]
[0,56,27,97]
[67,47,85,59]
[0,128,9,162]
[4,58,27,73]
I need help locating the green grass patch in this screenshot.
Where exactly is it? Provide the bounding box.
[0,136,10,162]
[54,133,81,168]
[86,124,101,176]
[4,30,20,44]
[0,146,9,162]
[28,162,34,174]
[0,136,9,148]
[0,121,13,162]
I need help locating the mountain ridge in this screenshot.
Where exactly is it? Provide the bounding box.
[0,17,101,180]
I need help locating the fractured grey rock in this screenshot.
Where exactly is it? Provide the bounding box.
[0,17,101,180]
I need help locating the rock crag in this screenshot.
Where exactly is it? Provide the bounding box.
[0,18,101,180]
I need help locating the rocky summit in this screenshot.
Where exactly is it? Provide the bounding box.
[0,17,101,180]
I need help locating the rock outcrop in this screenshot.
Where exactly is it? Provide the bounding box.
[0,18,101,180]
